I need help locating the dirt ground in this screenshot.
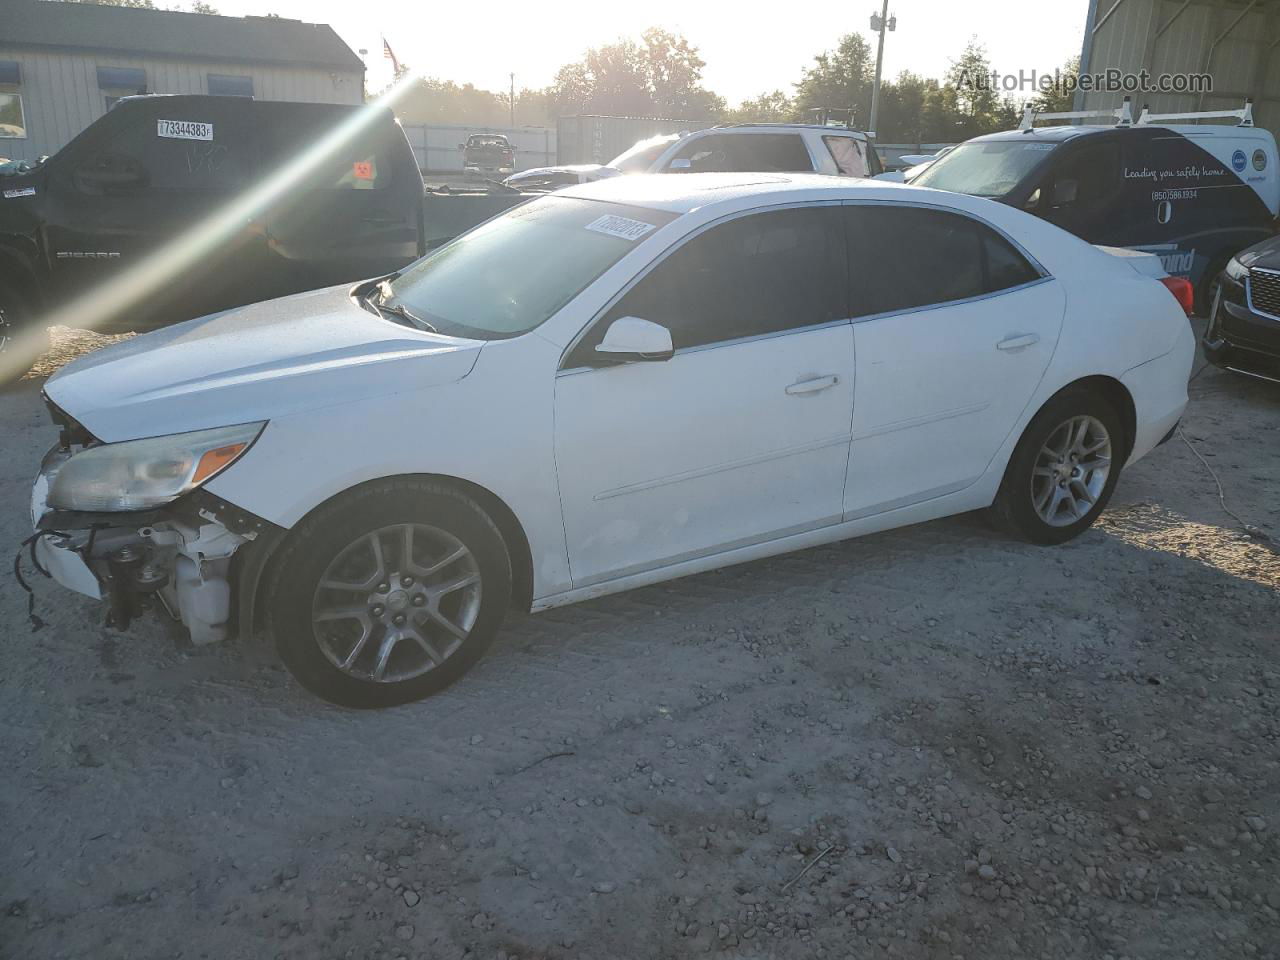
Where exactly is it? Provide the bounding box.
[1,325,1277,960]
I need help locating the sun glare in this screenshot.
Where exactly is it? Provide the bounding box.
[0,72,422,385]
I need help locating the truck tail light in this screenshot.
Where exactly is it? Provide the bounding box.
[1160,276,1194,315]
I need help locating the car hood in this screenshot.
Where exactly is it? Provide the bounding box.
[1233,234,1280,272]
[504,164,618,184]
[45,284,484,442]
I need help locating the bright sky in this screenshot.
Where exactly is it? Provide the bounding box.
[211,0,1090,105]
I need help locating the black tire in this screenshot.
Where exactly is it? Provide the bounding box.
[0,276,48,387]
[988,386,1126,545]
[266,479,512,708]
[1196,256,1230,318]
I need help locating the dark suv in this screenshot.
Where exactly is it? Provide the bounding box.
[1204,238,1280,383]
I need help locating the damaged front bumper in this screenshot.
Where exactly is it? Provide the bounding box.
[29,444,279,645]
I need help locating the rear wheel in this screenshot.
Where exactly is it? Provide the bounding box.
[267,479,512,708]
[989,387,1125,545]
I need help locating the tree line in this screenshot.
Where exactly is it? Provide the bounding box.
[393,30,1079,146]
[59,4,1079,145]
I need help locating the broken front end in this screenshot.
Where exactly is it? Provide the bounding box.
[25,398,279,643]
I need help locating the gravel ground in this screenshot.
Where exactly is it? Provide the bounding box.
[1,325,1278,960]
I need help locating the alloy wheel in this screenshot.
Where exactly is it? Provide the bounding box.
[1031,415,1112,527]
[311,523,482,683]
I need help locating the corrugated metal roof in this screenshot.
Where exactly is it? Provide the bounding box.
[1,0,364,72]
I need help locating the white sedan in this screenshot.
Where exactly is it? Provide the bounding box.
[29,174,1194,707]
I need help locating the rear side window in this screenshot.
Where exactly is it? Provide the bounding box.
[846,205,1041,317]
[824,136,868,177]
[585,206,846,354]
[667,133,814,174]
[261,110,394,191]
[735,134,814,172]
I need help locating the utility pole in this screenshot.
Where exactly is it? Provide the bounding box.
[868,0,896,134]
[509,72,515,129]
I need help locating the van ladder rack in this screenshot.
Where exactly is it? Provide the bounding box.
[1135,98,1253,127]
[1019,95,1255,131]
[1018,96,1135,131]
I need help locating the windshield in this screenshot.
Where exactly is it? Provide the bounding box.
[610,136,677,173]
[382,196,677,339]
[912,139,1058,198]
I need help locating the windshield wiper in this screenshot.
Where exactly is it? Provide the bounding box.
[364,282,439,333]
[373,299,439,334]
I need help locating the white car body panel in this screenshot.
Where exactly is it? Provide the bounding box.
[555,324,855,586]
[38,174,1194,613]
[845,277,1066,518]
[44,285,484,441]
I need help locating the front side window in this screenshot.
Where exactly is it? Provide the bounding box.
[610,135,677,173]
[847,205,1041,317]
[1039,141,1122,230]
[259,114,394,192]
[0,92,25,139]
[383,196,677,340]
[573,206,845,359]
[912,139,1058,198]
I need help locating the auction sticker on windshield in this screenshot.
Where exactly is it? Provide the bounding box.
[157,119,213,141]
[585,215,657,241]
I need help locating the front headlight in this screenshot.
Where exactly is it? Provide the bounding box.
[47,422,265,512]
[1225,257,1249,282]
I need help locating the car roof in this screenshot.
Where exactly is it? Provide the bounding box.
[709,124,868,139]
[560,172,928,213]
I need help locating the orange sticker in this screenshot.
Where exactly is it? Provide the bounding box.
[353,161,374,180]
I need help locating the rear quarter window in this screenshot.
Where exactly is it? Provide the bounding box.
[823,136,868,177]
[847,205,1041,316]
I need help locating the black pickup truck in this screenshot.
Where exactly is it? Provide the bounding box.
[0,95,527,379]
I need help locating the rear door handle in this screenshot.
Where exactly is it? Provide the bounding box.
[997,334,1040,351]
[785,374,840,395]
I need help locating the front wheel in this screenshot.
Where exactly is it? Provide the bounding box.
[0,278,48,387]
[989,387,1125,545]
[267,480,512,708]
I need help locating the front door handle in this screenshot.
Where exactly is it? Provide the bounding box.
[997,333,1040,351]
[785,374,840,395]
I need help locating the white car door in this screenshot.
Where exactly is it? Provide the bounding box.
[842,203,1066,519]
[554,205,855,588]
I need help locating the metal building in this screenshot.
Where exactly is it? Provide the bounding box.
[1077,0,1280,133]
[0,0,364,161]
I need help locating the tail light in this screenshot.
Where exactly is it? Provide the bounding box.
[1160,276,1194,315]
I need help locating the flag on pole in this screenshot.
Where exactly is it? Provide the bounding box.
[382,37,401,75]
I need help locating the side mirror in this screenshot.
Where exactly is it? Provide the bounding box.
[1051,178,1078,207]
[595,316,674,362]
[1023,187,1042,210]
